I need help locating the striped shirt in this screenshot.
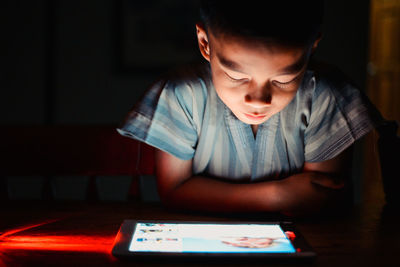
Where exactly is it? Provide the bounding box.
[117,64,380,181]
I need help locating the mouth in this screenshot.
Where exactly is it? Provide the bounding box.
[244,113,267,121]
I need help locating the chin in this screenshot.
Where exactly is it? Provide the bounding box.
[240,117,268,125]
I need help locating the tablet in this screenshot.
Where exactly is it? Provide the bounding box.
[111,220,316,259]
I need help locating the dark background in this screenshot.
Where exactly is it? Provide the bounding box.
[1,0,371,201]
[1,0,370,125]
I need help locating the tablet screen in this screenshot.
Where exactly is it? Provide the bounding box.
[129,222,296,253]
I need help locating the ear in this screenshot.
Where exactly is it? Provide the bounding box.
[311,32,322,54]
[196,23,211,61]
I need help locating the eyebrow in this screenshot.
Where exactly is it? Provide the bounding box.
[217,53,246,73]
[278,52,308,75]
[217,50,308,75]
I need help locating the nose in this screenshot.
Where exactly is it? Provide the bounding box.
[244,83,272,108]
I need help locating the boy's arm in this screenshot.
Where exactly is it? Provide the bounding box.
[155,146,353,215]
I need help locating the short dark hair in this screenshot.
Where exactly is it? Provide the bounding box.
[199,0,324,48]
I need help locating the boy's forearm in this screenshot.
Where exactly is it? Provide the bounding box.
[160,172,342,215]
[160,175,277,213]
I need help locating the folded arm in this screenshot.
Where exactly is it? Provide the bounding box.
[155,146,353,216]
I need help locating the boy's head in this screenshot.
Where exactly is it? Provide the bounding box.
[196,0,324,127]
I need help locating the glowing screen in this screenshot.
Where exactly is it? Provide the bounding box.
[129,223,295,253]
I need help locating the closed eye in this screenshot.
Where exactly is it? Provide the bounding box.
[272,75,301,89]
[225,72,248,83]
[272,80,293,89]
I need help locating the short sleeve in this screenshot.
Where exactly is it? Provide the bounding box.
[117,79,200,160]
[304,78,377,162]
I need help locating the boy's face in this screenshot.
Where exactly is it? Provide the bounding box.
[196,25,316,126]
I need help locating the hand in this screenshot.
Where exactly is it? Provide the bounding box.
[276,172,345,217]
[308,172,345,189]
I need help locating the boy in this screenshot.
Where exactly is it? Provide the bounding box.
[118,0,381,216]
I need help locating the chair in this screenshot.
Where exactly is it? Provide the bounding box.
[0,125,155,201]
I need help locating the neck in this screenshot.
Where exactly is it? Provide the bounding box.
[251,125,258,137]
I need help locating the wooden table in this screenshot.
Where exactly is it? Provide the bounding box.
[0,198,399,267]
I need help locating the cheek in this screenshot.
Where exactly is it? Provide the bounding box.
[212,72,242,104]
[274,90,297,107]
[214,84,240,106]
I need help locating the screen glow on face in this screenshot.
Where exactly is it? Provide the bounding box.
[129,223,296,253]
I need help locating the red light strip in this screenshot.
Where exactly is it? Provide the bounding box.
[0,219,60,239]
[0,220,115,254]
[0,234,114,253]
